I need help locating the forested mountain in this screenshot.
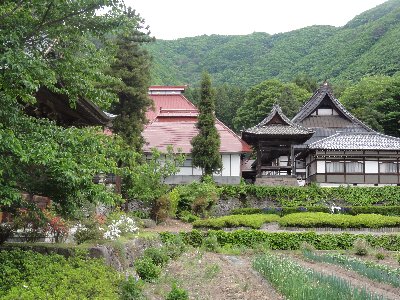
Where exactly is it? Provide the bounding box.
[147,0,400,87]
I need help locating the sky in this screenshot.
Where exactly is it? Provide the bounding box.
[125,0,387,40]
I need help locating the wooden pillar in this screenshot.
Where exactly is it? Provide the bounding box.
[290,145,295,176]
[256,141,262,178]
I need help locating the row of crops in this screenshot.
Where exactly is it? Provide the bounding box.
[253,252,398,300]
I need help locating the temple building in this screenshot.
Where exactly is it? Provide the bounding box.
[243,82,400,186]
[143,86,251,184]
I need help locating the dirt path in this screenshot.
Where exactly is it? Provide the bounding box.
[287,253,400,300]
[144,251,284,300]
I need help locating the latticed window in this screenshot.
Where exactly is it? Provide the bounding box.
[345,161,363,173]
[380,162,398,173]
[326,161,344,173]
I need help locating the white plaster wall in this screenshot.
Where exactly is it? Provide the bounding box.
[177,166,193,176]
[221,155,231,176]
[317,160,326,173]
[365,161,378,173]
[231,154,241,176]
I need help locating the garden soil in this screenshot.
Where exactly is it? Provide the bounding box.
[143,251,284,300]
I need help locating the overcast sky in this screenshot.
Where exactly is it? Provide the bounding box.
[125,0,387,40]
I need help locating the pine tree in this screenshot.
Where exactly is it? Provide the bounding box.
[108,9,154,151]
[191,72,222,175]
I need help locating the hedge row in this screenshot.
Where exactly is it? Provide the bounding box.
[193,212,400,229]
[279,213,400,229]
[231,206,400,216]
[218,185,400,206]
[160,230,400,251]
[192,214,280,229]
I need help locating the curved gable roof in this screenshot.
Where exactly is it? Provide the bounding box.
[292,82,372,132]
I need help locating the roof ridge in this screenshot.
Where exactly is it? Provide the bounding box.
[291,83,373,132]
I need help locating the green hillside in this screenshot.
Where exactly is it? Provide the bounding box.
[146,0,400,87]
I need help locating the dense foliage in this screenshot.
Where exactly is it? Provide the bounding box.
[0,0,148,213]
[341,75,400,136]
[192,214,280,229]
[191,73,222,175]
[230,206,400,216]
[147,0,400,86]
[233,79,311,130]
[0,249,122,299]
[160,230,400,251]
[253,253,385,300]
[219,185,400,206]
[279,212,400,228]
[108,8,154,150]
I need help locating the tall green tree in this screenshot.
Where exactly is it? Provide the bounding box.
[233,79,311,130]
[108,8,154,151]
[186,84,246,131]
[0,1,144,214]
[341,75,400,136]
[191,73,222,176]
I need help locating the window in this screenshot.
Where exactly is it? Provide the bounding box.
[380,162,398,173]
[182,158,192,167]
[345,161,363,173]
[326,161,344,173]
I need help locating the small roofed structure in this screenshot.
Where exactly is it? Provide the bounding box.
[242,105,313,183]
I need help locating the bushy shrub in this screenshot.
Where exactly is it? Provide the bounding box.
[73,216,103,244]
[279,212,400,228]
[151,195,170,223]
[178,211,199,223]
[193,214,280,229]
[202,234,220,251]
[172,180,219,217]
[160,230,400,251]
[164,235,187,259]
[143,247,170,267]
[219,185,400,206]
[103,214,138,240]
[353,238,369,256]
[135,257,161,281]
[375,252,385,260]
[230,208,263,215]
[166,284,189,300]
[121,276,146,300]
[0,249,121,299]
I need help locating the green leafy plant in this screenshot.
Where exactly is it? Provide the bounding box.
[120,276,146,300]
[178,211,200,223]
[143,247,170,267]
[253,253,386,300]
[353,238,369,256]
[0,249,122,299]
[73,215,104,245]
[166,283,189,300]
[135,257,161,282]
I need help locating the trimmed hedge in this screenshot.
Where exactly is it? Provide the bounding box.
[192,214,280,229]
[219,185,400,206]
[230,206,400,216]
[160,230,400,251]
[279,213,400,229]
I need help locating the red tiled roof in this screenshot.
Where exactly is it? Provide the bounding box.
[146,94,197,121]
[144,89,251,153]
[149,85,187,91]
[143,118,251,153]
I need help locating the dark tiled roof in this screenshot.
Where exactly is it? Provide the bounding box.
[309,132,400,150]
[292,82,372,132]
[244,105,313,136]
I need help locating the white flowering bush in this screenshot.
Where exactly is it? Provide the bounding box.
[104,215,138,240]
